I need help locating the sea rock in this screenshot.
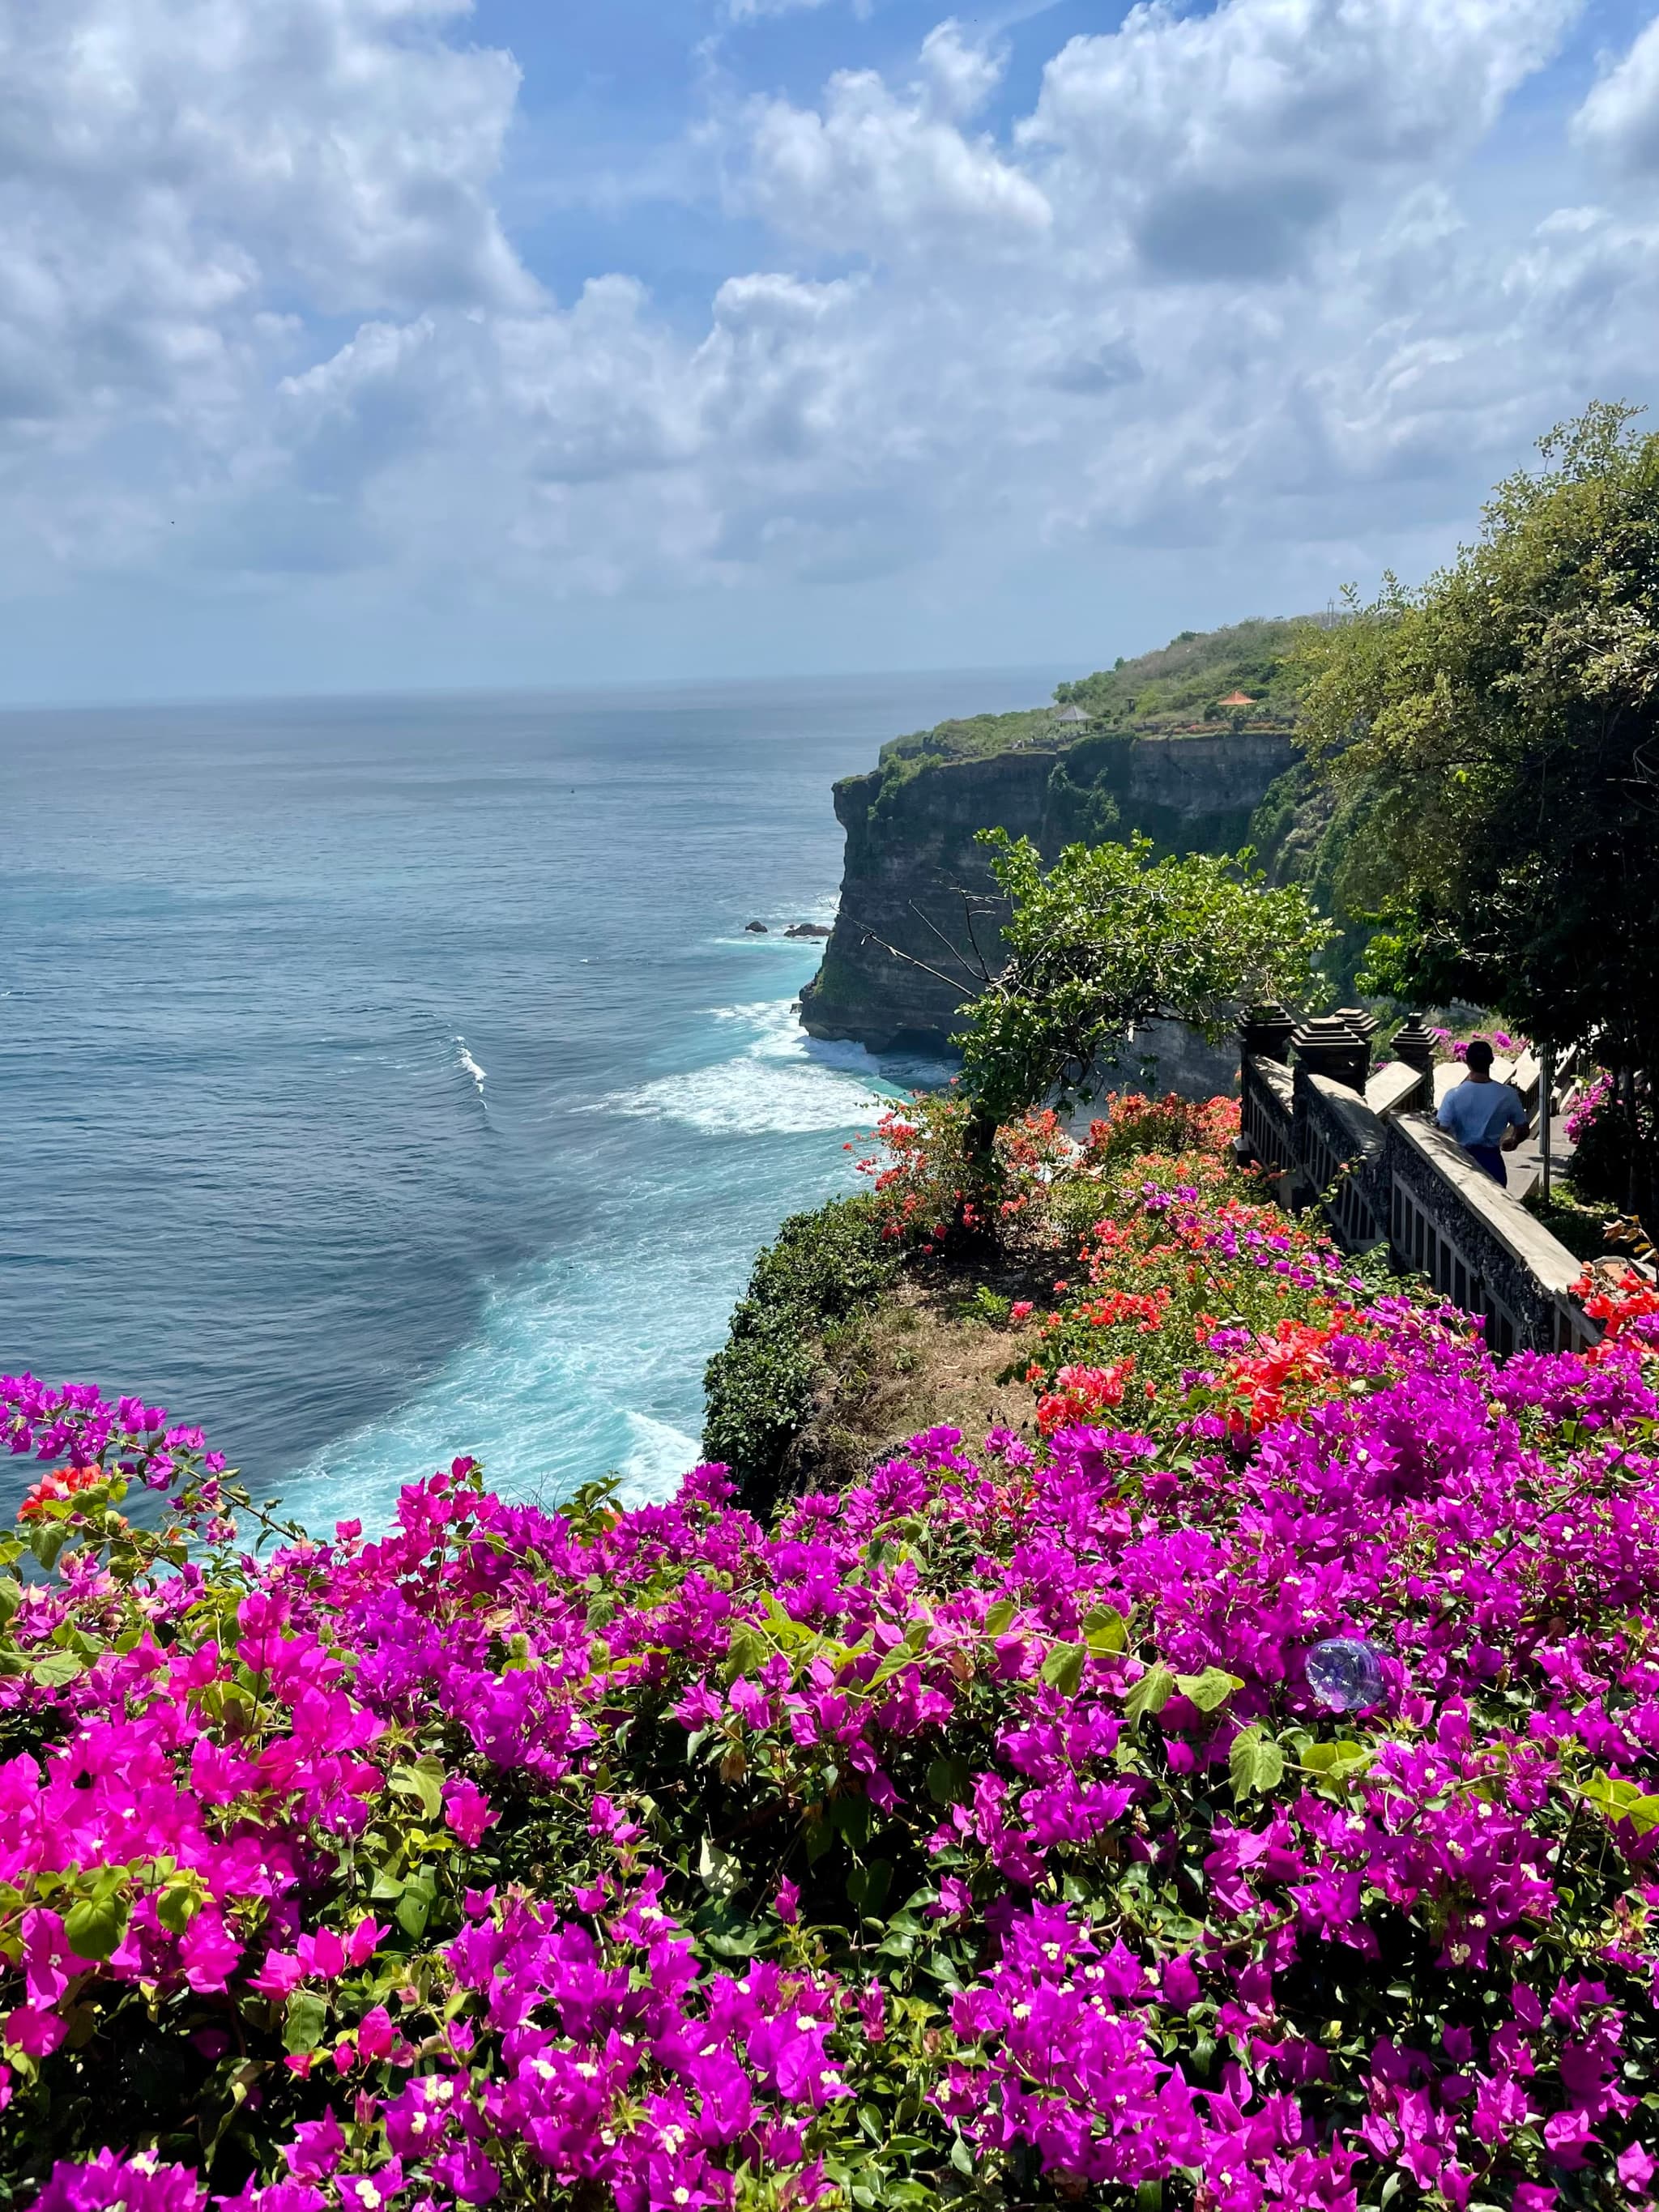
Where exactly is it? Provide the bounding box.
[745,919,769,933]
[784,922,832,939]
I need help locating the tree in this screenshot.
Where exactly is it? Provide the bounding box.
[1294,401,1659,1214]
[954,827,1331,1127]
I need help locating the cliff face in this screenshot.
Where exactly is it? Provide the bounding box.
[800,730,1298,1057]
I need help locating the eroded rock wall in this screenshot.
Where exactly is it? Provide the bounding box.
[800,731,1297,1076]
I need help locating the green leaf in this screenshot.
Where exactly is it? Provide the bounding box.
[1229,1725,1286,1803]
[0,1577,21,1627]
[949,2135,975,2177]
[925,1757,970,1806]
[869,1628,930,1690]
[283,1990,329,2056]
[1584,1767,1659,1836]
[1175,1667,1243,1713]
[723,1623,769,1684]
[394,1866,437,1937]
[155,1877,206,1935]
[983,1599,1017,1637]
[64,1888,131,1961]
[697,1835,742,1900]
[388,1758,445,1822]
[1123,1662,1175,1723]
[29,1523,70,1572]
[1303,1740,1371,1780]
[703,1927,761,1959]
[1041,1641,1086,1696]
[1083,1604,1128,1654]
[31,1650,84,1688]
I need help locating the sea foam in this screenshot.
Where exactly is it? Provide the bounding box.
[610,996,898,1136]
[455,1037,487,1097]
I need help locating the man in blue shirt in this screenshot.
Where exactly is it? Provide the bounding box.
[1435,1038,1530,1185]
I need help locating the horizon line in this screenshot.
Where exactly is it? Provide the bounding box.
[0,658,1081,720]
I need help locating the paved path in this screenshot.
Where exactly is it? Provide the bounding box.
[1503,1113,1576,1204]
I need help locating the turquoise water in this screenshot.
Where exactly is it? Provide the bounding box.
[0,672,1051,1525]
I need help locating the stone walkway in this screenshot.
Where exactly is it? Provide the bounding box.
[1504,1113,1577,1204]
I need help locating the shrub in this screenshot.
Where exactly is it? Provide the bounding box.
[855,1092,1243,1257]
[853,1094,979,1248]
[702,1195,894,1516]
[5,1156,1659,2212]
[1081,1090,1240,1167]
[1567,1072,1659,1216]
[1525,1179,1611,1263]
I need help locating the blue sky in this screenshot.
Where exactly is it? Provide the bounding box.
[5,0,1659,703]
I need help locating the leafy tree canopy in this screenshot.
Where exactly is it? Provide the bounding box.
[954,827,1331,1123]
[1294,401,1659,1065]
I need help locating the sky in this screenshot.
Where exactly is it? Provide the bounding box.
[6,0,1659,703]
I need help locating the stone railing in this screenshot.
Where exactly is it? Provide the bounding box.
[1235,1005,1596,1353]
[1384,1117,1597,1356]
[1294,1068,1388,1253]
[1239,1053,1296,1192]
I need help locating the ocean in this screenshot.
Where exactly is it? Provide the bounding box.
[0,671,1054,1528]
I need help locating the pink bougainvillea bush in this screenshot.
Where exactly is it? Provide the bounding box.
[4,1150,1659,2212]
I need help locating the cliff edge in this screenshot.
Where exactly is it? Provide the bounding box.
[800,727,1298,1058]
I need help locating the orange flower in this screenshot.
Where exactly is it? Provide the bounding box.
[1035,1358,1136,1434]
[19,1464,105,1519]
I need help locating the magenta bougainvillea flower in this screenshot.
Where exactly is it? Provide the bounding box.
[3,1117,1658,2212]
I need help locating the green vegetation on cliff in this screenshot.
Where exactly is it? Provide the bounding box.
[1054,613,1307,726]
[1247,761,1380,1000]
[877,705,1061,780]
[867,616,1311,809]
[701,1194,896,1519]
[808,617,1363,1052]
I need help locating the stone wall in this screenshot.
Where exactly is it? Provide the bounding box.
[1238,1024,1595,1354]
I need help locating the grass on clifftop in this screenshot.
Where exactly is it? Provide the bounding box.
[1055,614,1309,727]
[870,616,1315,791]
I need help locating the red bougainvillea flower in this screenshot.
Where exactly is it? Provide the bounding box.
[18,1465,105,1519]
[1573,1265,1659,1348]
[1034,1359,1134,1434]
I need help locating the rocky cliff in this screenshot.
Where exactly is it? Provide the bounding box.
[800,729,1298,1059]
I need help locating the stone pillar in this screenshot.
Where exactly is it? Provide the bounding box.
[1291,1014,1370,1095]
[1389,1012,1436,1079]
[1336,1006,1380,1059]
[1238,1001,1297,1067]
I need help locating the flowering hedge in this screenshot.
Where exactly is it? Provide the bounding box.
[4,1117,1659,2212]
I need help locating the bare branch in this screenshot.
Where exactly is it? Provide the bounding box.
[959,889,1001,987]
[836,911,979,998]
[905,897,992,987]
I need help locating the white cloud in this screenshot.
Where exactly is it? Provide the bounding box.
[917,20,1008,121]
[1021,0,1580,277]
[1573,16,1659,173]
[2,0,1657,682]
[0,0,532,593]
[741,42,1049,253]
